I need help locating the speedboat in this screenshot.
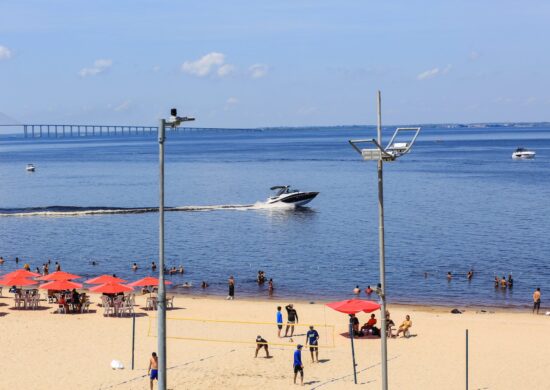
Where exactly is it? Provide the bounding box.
[266,186,319,207]
[26,164,36,172]
[512,148,536,160]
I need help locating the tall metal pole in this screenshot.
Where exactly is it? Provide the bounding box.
[349,322,358,384]
[466,329,469,390]
[377,90,389,390]
[158,119,167,390]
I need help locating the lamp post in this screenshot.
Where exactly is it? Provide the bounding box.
[348,91,420,390]
[158,108,195,390]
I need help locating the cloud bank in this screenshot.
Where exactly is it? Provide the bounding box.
[0,45,12,60]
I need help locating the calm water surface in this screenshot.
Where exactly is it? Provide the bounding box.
[1,125,549,308]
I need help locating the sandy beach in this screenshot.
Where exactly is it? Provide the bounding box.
[0,292,548,390]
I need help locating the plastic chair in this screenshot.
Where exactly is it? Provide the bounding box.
[166,296,174,309]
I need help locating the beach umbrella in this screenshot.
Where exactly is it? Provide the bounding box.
[0,275,39,287]
[85,275,127,285]
[2,269,41,279]
[89,282,133,294]
[128,277,173,287]
[39,280,83,290]
[39,271,82,281]
[326,299,380,314]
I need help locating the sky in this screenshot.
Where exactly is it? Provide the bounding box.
[1,0,550,128]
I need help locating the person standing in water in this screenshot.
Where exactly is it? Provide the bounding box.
[268,278,274,295]
[227,275,235,300]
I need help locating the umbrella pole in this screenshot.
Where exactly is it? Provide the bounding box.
[131,312,136,370]
[349,322,358,384]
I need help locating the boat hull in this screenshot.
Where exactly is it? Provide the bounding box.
[267,192,319,207]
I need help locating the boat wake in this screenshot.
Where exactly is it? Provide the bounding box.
[0,202,299,217]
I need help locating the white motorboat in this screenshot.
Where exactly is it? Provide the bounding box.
[512,148,536,160]
[266,186,319,207]
[26,164,36,172]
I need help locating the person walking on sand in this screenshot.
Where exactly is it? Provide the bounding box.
[305,325,320,363]
[284,304,299,337]
[533,288,541,314]
[227,275,235,300]
[293,344,304,386]
[277,306,284,337]
[148,352,158,390]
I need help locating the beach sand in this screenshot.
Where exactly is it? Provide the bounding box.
[0,293,547,390]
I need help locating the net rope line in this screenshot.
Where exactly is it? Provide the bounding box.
[147,316,336,348]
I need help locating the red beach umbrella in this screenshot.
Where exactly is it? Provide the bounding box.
[128,277,173,287]
[89,282,133,294]
[39,280,83,290]
[2,269,41,279]
[326,299,381,314]
[0,275,39,287]
[39,271,82,281]
[85,275,127,285]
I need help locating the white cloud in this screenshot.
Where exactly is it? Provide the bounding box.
[417,64,451,80]
[0,45,12,60]
[226,97,239,105]
[248,64,268,79]
[152,65,161,72]
[217,64,235,77]
[181,52,226,77]
[79,59,113,77]
[114,100,132,112]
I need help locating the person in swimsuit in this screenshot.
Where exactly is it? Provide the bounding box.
[148,352,158,390]
[467,270,473,280]
[353,285,360,295]
[254,335,270,358]
[293,345,304,386]
[533,288,541,314]
[284,304,298,337]
[500,276,507,288]
[447,272,452,280]
[365,285,373,295]
[132,263,138,271]
[507,274,514,288]
[0,256,4,264]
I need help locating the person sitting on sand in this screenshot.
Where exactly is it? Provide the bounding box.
[353,285,360,295]
[254,335,270,358]
[396,315,412,337]
[365,285,373,295]
[132,263,138,271]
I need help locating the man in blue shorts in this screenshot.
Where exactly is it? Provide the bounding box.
[305,325,320,363]
[293,344,304,386]
[148,352,158,389]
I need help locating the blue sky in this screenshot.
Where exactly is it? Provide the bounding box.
[1,0,549,127]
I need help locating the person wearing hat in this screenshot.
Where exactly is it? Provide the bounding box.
[255,335,270,358]
[293,344,304,386]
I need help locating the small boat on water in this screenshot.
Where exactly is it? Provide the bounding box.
[512,148,536,160]
[267,186,319,207]
[26,164,36,172]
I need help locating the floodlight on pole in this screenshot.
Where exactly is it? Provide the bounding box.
[158,108,195,390]
[348,91,420,390]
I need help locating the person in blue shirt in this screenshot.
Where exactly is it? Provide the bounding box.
[305,325,320,363]
[276,306,283,338]
[293,344,304,386]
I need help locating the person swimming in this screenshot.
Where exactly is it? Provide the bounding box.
[447,272,452,280]
[353,285,360,295]
[178,265,184,274]
[507,274,514,288]
[500,276,507,288]
[201,281,209,288]
[152,261,157,271]
[467,270,473,280]
[132,263,138,271]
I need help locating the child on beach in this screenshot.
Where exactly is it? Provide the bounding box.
[277,306,283,337]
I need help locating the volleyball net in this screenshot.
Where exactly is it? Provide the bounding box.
[147,316,336,348]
